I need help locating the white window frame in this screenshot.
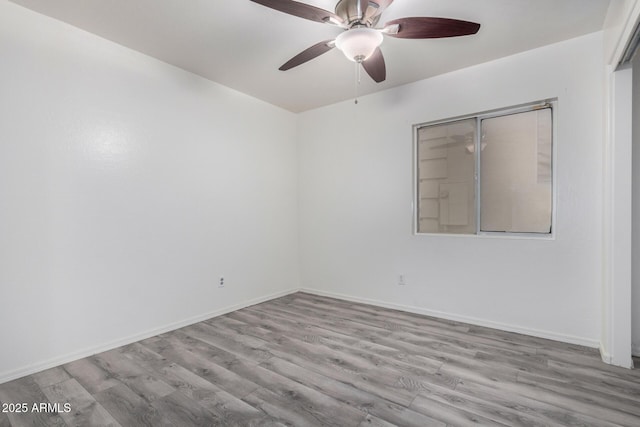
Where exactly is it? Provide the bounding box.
[413,99,558,239]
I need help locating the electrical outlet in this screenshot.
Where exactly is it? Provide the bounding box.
[219,276,225,287]
[398,275,406,286]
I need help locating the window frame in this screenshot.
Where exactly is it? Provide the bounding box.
[412,99,558,239]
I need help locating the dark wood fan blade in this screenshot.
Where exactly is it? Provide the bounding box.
[362,47,386,83]
[384,17,480,39]
[279,40,335,71]
[250,0,343,25]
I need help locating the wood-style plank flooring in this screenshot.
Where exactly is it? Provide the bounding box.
[1,292,639,426]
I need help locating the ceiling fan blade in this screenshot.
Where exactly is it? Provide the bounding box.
[250,0,344,25]
[383,17,480,39]
[362,47,386,83]
[279,40,335,71]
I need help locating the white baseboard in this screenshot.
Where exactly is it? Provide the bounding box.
[0,288,299,385]
[3,286,618,385]
[300,288,600,349]
[600,347,634,369]
[599,342,637,368]
[599,343,613,364]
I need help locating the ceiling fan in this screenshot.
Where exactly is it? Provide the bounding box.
[250,0,481,83]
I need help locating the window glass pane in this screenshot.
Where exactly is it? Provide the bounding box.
[480,108,552,233]
[417,119,476,234]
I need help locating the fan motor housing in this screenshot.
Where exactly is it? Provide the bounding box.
[334,0,392,27]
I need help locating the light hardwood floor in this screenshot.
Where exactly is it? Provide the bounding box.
[1,292,639,426]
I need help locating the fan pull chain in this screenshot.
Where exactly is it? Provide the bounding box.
[354,62,362,105]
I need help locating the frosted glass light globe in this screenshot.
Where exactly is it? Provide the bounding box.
[335,28,383,63]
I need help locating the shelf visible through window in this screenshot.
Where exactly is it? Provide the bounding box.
[415,103,554,235]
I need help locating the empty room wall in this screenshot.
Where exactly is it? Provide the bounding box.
[298,32,604,346]
[0,2,299,383]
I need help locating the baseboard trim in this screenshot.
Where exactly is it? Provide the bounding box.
[300,288,600,349]
[0,287,299,385]
[633,344,640,358]
[599,343,613,364]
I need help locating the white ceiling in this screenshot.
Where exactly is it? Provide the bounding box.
[9,0,611,112]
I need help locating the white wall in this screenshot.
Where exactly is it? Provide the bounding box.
[633,54,640,357]
[0,1,299,383]
[298,32,604,346]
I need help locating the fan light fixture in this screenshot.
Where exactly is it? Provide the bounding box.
[250,0,482,84]
[335,27,383,63]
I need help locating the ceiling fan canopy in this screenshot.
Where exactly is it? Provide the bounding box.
[250,0,481,83]
[334,0,393,27]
